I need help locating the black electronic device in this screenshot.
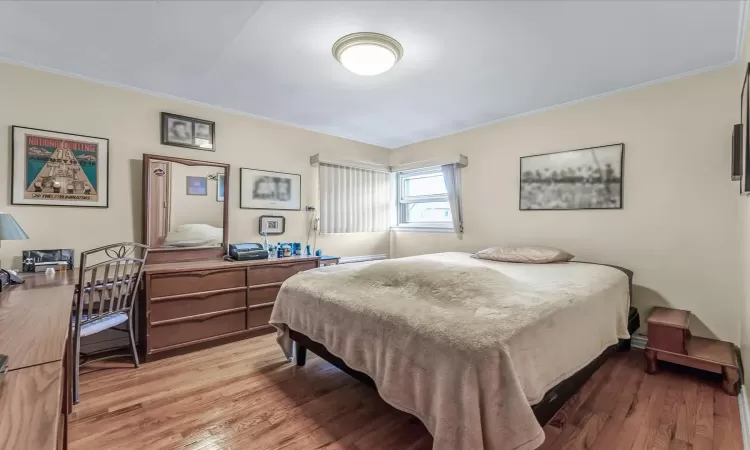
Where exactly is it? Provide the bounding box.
[228,243,269,261]
[22,249,74,273]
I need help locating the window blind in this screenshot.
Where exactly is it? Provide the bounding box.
[319,163,390,233]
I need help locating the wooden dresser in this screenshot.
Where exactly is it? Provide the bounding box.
[0,273,76,450]
[140,256,319,360]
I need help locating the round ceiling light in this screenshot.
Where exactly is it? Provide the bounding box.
[332,32,403,76]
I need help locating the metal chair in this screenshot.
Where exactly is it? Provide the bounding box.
[71,242,149,404]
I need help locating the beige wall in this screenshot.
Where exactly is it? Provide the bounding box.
[391,66,742,343]
[738,20,750,384]
[0,62,390,268]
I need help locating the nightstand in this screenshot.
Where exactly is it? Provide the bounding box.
[645,307,740,396]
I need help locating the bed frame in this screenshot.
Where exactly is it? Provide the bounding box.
[289,263,639,426]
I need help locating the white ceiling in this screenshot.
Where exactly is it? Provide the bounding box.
[0,1,744,148]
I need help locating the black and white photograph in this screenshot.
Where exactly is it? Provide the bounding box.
[519,143,623,210]
[259,215,286,235]
[240,168,301,210]
[161,112,215,151]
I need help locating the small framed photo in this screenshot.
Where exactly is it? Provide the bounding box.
[217,173,225,202]
[186,176,207,196]
[259,215,285,235]
[161,112,215,151]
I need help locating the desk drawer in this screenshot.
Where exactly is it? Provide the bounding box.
[150,288,246,322]
[149,268,246,298]
[247,261,317,285]
[150,309,246,351]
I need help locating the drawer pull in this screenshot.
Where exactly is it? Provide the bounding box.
[151,307,246,326]
[248,282,283,290]
[152,286,246,302]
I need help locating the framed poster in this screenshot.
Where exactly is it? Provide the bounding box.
[161,112,215,151]
[186,176,207,196]
[240,168,301,211]
[520,143,623,210]
[217,173,225,202]
[11,126,109,208]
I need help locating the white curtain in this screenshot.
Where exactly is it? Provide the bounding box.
[441,164,464,234]
[319,163,390,233]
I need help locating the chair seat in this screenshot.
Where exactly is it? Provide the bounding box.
[75,312,129,337]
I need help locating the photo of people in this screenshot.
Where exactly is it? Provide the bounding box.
[167,117,193,144]
[240,168,300,210]
[161,113,215,151]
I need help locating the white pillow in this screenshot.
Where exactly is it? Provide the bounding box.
[471,246,574,264]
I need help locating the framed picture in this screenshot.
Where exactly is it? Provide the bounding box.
[217,173,225,202]
[240,168,301,210]
[741,63,750,194]
[259,215,285,235]
[520,143,624,210]
[11,126,109,208]
[161,112,215,151]
[186,176,207,196]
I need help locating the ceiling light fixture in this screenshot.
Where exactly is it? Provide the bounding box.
[332,32,403,76]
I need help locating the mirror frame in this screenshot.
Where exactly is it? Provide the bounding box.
[142,153,230,264]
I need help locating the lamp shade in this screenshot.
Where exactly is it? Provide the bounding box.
[0,212,29,240]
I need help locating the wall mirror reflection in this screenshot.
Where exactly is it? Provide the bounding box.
[143,155,229,258]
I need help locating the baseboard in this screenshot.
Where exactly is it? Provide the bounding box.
[739,386,750,450]
[339,254,388,264]
[630,333,647,349]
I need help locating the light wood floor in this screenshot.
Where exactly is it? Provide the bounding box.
[70,335,743,450]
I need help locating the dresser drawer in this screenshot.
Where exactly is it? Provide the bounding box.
[247,284,280,307]
[247,304,274,329]
[247,261,317,285]
[150,288,246,322]
[150,309,246,350]
[149,268,246,298]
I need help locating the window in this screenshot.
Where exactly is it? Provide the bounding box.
[396,167,453,229]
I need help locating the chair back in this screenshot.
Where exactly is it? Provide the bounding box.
[74,243,149,326]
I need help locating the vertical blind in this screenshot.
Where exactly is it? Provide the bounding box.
[319,163,390,233]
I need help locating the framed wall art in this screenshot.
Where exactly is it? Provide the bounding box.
[217,173,225,202]
[520,143,623,210]
[259,215,285,235]
[240,168,301,211]
[186,176,208,196]
[161,112,215,151]
[11,126,109,208]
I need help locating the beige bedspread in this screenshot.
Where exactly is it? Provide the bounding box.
[269,252,630,450]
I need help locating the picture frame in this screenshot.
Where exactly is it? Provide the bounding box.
[259,215,286,235]
[161,112,215,151]
[519,143,624,211]
[217,173,225,202]
[186,176,208,196]
[240,168,301,211]
[11,126,109,208]
[741,63,750,194]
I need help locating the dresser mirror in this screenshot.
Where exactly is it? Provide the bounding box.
[142,154,229,263]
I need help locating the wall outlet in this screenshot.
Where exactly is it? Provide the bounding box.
[305,206,316,211]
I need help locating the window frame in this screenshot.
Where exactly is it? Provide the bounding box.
[394,166,454,231]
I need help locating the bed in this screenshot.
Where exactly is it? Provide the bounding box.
[269,252,637,450]
[160,223,223,247]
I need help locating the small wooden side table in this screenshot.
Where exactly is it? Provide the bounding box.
[645,307,740,396]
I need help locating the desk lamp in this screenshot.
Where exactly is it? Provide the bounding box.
[0,212,29,290]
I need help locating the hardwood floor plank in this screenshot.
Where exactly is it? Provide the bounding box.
[69,339,743,450]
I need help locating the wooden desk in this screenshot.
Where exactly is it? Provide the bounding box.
[0,272,75,450]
